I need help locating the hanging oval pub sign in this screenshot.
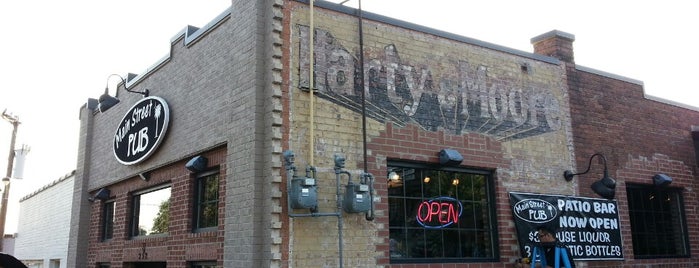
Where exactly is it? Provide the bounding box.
[113,96,170,165]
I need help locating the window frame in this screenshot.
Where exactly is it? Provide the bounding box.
[626,183,690,259]
[193,169,220,232]
[387,161,499,264]
[130,184,172,238]
[101,199,116,241]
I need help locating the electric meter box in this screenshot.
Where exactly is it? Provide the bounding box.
[343,182,371,213]
[290,177,318,209]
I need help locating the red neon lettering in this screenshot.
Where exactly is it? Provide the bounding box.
[417,202,429,222]
[417,200,459,225]
[430,202,441,222]
[439,202,458,224]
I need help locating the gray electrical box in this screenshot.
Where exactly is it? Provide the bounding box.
[343,182,371,213]
[290,177,318,209]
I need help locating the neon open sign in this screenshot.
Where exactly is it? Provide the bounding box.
[416,197,463,229]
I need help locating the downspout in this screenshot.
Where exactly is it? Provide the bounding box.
[309,0,315,167]
[357,0,375,221]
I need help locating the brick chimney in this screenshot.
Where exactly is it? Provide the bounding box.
[531,30,575,63]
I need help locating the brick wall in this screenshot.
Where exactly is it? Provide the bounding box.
[285,2,573,267]
[87,146,226,268]
[567,65,699,267]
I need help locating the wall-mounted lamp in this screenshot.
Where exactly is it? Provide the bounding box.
[97,74,150,113]
[88,188,111,202]
[139,172,150,181]
[652,173,672,187]
[563,153,616,199]
[439,149,463,166]
[98,89,120,113]
[185,155,209,172]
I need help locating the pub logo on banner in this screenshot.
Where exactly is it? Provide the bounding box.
[513,198,558,224]
[113,96,170,165]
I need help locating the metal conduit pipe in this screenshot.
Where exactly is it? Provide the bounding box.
[362,173,375,220]
[354,0,375,222]
[309,0,315,167]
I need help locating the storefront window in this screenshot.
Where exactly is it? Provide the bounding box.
[131,185,171,237]
[627,183,689,258]
[387,162,498,263]
[195,171,219,230]
[102,200,115,241]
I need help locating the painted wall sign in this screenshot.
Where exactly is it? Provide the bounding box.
[509,192,624,261]
[113,96,170,165]
[298,26,563,141]
[416,196,463,229]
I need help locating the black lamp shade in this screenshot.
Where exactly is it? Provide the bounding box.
[652,173,672,186]
[186,155,208,172]
[439,149,463,166]
[93,188,111,201]
[591,176,616,199]
[98,93,120,113]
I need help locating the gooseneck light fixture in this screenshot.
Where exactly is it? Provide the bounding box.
[563,153,616,199]
[98,74,150,113]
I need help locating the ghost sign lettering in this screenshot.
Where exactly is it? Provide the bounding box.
[113,96,170,165]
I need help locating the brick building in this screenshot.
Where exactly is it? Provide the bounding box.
[67,0,699,267]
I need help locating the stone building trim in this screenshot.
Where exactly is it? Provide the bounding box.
[296,0,560,65]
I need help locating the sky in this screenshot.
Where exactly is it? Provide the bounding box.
[0,0,696,234]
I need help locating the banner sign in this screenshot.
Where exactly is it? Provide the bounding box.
[509,192,624,261]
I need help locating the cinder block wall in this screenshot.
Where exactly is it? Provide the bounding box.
[16,174,74,268]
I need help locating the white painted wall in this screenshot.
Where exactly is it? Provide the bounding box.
[14,172,74,268]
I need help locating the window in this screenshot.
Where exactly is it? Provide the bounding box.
[627,183,689,258]
[194,171,220,230]
[102,200,115,240]
[387,162,498,263]
[24,260,43,268]
[191,261,217,268]
[131,185,171,237]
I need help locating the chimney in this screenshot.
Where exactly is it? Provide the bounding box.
[531,30,575,63]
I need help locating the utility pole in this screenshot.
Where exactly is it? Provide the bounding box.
[0,109,20,252]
